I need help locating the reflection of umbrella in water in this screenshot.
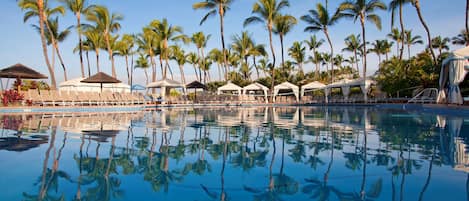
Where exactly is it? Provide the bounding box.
[81,72,121,93]
[0,63,48,90]
[82,129,120,143]
[0,135,49,152]
[186,80,207,103]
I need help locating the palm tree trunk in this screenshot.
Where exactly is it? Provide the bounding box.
[354,50,359,75]
[268,26,276,103]
[361,17,368,103]
[466,0,469,37]
[219,4,228,81]
[193,64,199,81]
[159,55,164,79]
[280,34,285,70]
[125,55,130,85]
[196,48,202,82]
[315,61,320,80]
[413,0,437,64]
[253,57,260,79]
[408,44,411,60]
[53,42,68,81]
[86,50,91,76]
[105,33,117,78]
[95,48,100,72]
[144,69,149,84]
[179,64,186,85]
[201,47,206,83]
[324,29,334,83]
[77,14,85,78]
[399,4,405,60]
[38,0,56,89]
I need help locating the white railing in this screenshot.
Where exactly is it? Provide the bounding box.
[407,88,438,104]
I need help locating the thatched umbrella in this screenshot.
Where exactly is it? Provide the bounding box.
[81,72,121,92]
[0,63,48,90]
[186,80,207,103]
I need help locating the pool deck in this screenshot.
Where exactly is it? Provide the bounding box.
[1,103,469,116]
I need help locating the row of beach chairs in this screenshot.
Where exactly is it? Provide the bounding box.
[22,90,147,106]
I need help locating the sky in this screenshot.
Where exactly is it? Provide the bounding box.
[0,0,467,86]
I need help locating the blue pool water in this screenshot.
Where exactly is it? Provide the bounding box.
[0,106,468,201]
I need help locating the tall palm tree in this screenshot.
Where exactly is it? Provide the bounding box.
[231,31,254,73]
[115,34,135,84]
[430,36,450,58]
[33,17,72,81]
[389,0,411,60]
[301,3,341,83]
[83,27,103,73]
[134,53,150,84]
[308,51,323,80]
[404,30,423,59]
[244,0,290,101]
[304,35,324,79]
[152,18,189,79]
[192,32,211,82]
[18,0,60,89]
[339,0,386,102]
[193,0,234,81]
[387,28,402,57]
[60,0,94,78]
[410,0,437,64]
[382,39,393,61]
[288,41,306,73]
[342,34,362,74]
[369,39,386,66]
[187,52,200,82]
[86,5,123,78]
[170,45,188,85]
[273,14,297,69]
[452,30,469,46]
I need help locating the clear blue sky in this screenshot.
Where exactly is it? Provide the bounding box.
[0,0,466,85]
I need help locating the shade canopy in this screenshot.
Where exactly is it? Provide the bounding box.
[243,82,269,103]
[186,80,207,89]
[0,63,48,79]
[59,77,130,93]
[301,81,326,97]
[81,72,121,84]
[217,82,242,95]
[147,78,184,88]
[437,46,469,104]
[323,78,375,102]
[273,81,299,102]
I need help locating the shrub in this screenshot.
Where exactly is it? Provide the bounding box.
[2,90,24,106]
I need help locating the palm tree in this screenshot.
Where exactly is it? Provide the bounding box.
[152,18,189,79]
[308,51,323,80]
[248,43,267,79]
[304,35,324,79]
[33,17,72,81]
[410,0,437,64]
[369,39,386,66]
[387,28,402,57]
[18,0,59,89]
[231,31,254,75]
[301,3,341,83]
[273,14,297,69]
[452,30,469,46]
[83,27,103,73]
[342,34,362,74]
[60,0,94,78]
[430,36,450,58]
[404,30,423,59]
[136,26,159,83]
[382,39,393,61]
[209,48,225,80]
[192,32,211,82]
[187,52,200,82]
[288,41,306,73]
[244,0,290,101]
[86,5,123,78]
[193,0,234,81]
[115,34,135,84]
[389,0,411,60]
[339,0,386,102]
[170,45,188,85]
[135,54,150,85]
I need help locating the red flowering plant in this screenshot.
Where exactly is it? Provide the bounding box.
[1,115,23,131]
[2,90,24,106]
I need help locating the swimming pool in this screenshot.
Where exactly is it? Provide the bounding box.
[0,106,467,201]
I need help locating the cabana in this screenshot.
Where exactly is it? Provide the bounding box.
[437,46,469,104]
[59,77,130,93]
[243,82,269,103]
[324,78,375,102]
[146,79,185,102]
[273,81,299,102]
[217,82,242,96]
[301,81,326,97]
